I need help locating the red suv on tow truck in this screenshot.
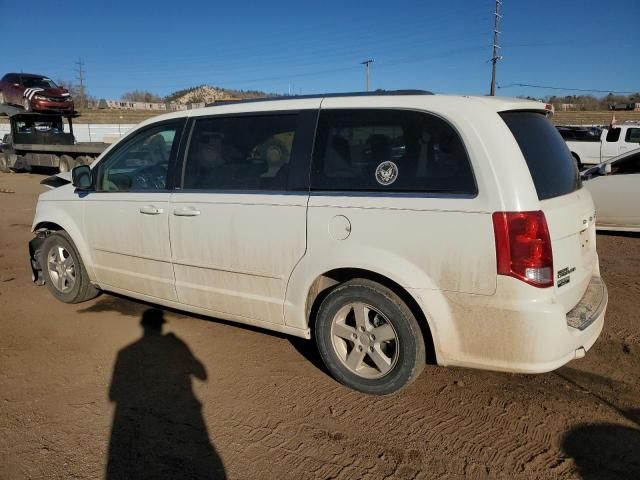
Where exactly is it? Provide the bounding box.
[0,73,75,113]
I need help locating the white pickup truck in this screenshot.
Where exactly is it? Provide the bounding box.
[560,123,640,168]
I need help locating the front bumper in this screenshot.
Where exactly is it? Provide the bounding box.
[29,232,48,285]
[31,99,74,112]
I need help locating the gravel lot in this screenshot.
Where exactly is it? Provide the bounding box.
[0,171,638,480]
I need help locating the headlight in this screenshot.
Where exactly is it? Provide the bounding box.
[33,94,47,101]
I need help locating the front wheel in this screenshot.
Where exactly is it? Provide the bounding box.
[315,279,426,395]
[40,231,99,303]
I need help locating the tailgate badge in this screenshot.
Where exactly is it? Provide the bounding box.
[557,266,576,288]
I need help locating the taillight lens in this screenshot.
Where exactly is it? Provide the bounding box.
[492,211,554,288]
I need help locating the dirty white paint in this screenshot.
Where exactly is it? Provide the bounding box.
[32,94,607,380]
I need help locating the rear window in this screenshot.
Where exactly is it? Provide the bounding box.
[500,111,581,200]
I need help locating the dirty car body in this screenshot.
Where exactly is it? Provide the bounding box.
[28,92,608,394]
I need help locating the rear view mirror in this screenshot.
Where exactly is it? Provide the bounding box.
[72,164,93,189]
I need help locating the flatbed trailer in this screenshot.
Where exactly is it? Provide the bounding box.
[0,104,109,173]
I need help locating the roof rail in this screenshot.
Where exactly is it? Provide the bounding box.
[205,89,434,107]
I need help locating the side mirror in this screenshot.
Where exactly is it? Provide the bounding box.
[72,164,93,189]
[598,163,612,175]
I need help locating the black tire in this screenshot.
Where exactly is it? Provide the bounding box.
[315,279,426,395]
[40,231,99,304]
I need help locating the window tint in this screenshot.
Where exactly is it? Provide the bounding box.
[500,112,581,200]
[97,123,181,192]
[605,128,621,142]
[625,128,640,143]
[311,109,476,194]
[183,114,297,191]
[611,153,640,175]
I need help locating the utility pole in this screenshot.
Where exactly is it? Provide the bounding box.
[361,59,374,92]
[489,0,502,96]
[75,59,86,109]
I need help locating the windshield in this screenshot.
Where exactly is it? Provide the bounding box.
[500,111,581,200]
[21,77,58,89]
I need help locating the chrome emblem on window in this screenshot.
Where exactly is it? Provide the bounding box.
[375,161,398,186]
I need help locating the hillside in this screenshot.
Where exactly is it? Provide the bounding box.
[164,85,273,104]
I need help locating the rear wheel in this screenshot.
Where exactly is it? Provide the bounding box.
[40,231,99,303]
[315,279,425,395]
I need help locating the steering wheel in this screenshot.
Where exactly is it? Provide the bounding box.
[133,163,167,190]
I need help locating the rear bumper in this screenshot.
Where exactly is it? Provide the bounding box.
[410,276,607,373]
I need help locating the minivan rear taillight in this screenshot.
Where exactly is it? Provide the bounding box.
[492,211,553,288]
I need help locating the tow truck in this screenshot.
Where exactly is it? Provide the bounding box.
[0,104,108,173]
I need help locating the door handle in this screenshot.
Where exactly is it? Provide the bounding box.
[173,207,201,217]
[139,205,163,215]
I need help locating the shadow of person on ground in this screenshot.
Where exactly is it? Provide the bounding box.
[562,422,640,480]
[106,308,225,479]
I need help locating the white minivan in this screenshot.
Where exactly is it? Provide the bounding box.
[30,92,607,394]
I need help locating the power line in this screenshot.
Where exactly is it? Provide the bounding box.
[498,83,635,94]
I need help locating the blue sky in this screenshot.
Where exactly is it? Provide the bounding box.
[3,0,638,99]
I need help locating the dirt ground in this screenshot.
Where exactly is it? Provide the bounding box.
[0,172,638,480]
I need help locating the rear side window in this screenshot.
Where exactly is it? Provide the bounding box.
[625,128,640,143]
[183,114,297,191]
[605,128,621,142]
[311,109,476,194]
[500,112,581,200]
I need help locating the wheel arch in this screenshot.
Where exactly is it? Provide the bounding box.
[303,268,438,364]
[32,209,96,283]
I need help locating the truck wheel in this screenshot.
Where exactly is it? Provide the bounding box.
[40,231,99,304]
[58,155,74,173]
[315,279,426,395]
